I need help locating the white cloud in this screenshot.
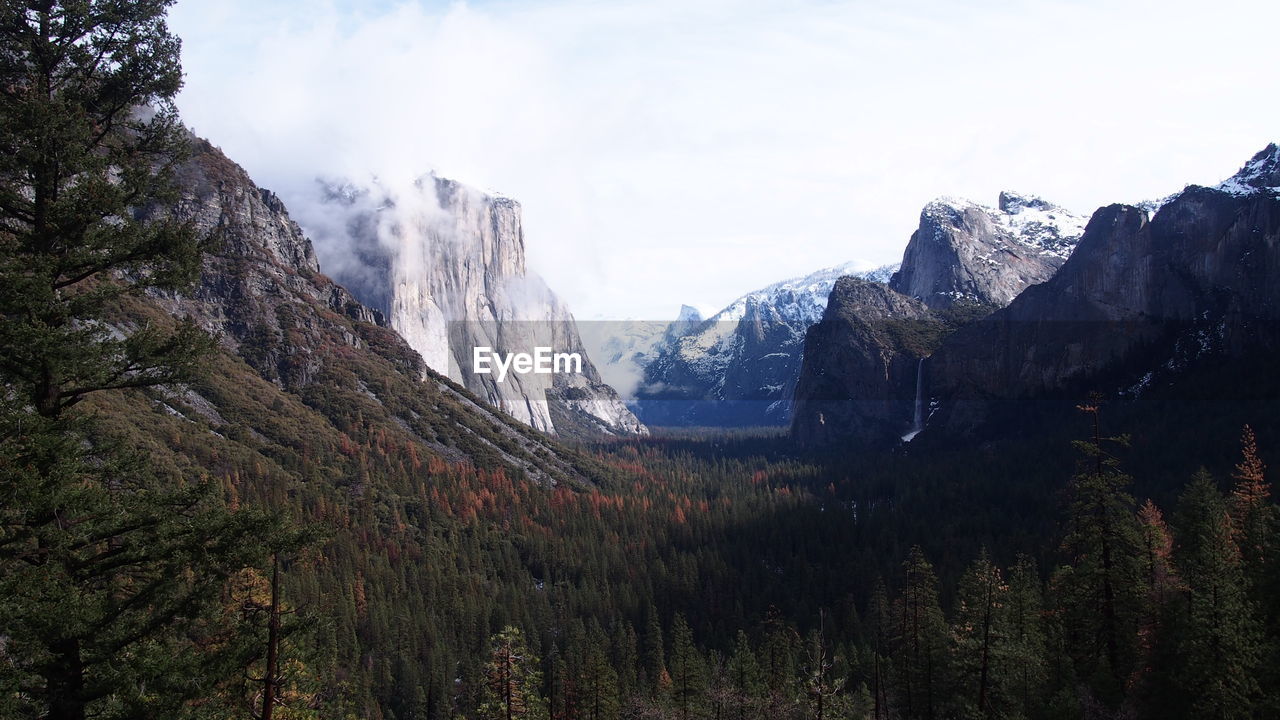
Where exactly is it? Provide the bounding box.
[171,0,1280,320]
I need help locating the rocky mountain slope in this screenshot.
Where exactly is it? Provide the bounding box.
[631,263,896,426]
[308,175,644,438]
[790,192,1086,445]
[928,143,1280,435]
[634,191,1084,431]
[889,191,1086,307]
[787,277,937,445]
[138,135,593,480]
[793,144,1280,446]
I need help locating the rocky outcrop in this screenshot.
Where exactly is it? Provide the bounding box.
[789,278,947,446]
[310,175,645,438]
[145,136,386,389]
[787,191,1081,446]
[139,136,590,480]
[889,193,1085,307]
[927,144,1280,434]
[632,263,897,427]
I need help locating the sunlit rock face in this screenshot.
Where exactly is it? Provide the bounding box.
[889,192,1086,308]
[310,174,645,437]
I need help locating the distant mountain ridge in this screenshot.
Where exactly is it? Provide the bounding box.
[632,189,1087,430]
[791,144,1280,446]
[630,262,898,427]
[928,143,1280,436]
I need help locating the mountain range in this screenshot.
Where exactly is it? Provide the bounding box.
[792,143,1280,447]
[631,190,1088,428]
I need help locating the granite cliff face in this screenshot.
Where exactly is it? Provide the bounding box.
[788,277,940,446]
[310,175,645,438]
[928,144,1280,434]
[139,136,590,479]
[889,192,1085,307]
[632,263,896,427]
[146,136,382,389]
[789,192,1082,445]
[792,144,1280,446]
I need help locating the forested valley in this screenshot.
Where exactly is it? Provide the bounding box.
[3,2,1279,719]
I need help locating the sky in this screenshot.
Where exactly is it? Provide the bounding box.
[170,0,1280,320]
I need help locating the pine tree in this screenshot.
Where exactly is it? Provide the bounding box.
[726,630,763,720]
[668,614,704,720]
[0,0,210,419]
[1131,499,1178,702]
[1228,425,1274,590]
[802,619,844,720]
[642,607,668,699]
[1055,403,1143,705]
[609,622,638,700]
[895,546,947,720]
[1167,471,1262,719]
[479,627,548,720]
[866,579,893,720]
[760,608,799,718]
[1004,555,1045,719]
[0,5,284,718]
[578,621,619,720]
[1227,428,1280,720]
[950,549,1006,718]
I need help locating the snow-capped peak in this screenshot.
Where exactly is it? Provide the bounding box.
[997,190,1056,214]
[704,261,900,326]
[1217,143,1280,196]
[676,304,703,324]
[922,192,1086,261]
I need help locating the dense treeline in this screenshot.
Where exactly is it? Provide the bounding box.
[436,422,1279,720]
[100,347,1275,720]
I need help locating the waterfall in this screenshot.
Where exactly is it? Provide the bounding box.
[902,357,926,442]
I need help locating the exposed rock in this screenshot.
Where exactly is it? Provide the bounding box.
[926,145,1280,434]
[787,191,1079,446]
[310,175,646,438]
[142,135,588,481]
[789,277,943,446]
[889,193,1085,307]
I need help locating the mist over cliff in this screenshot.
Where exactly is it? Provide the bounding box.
[298,173,645,437]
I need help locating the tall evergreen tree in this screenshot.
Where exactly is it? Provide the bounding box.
[641,607,668,699]
[609,622,638,700]
[0,2,282,718]
[950,549,1006,718]
[1227,426,1280,720]
[726,630,763,720]
[668,613,704,720]
[866,579,893,720]
[479,627,548,720]
[1166,471,1262,719]
[1131,499,1178,702]
[802,621,844,720]
[1228,425,1275,596]
[578,621,619,720]
[1005,555,1046,719]
[894,546,947,720]
[1055,403,1143,705]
